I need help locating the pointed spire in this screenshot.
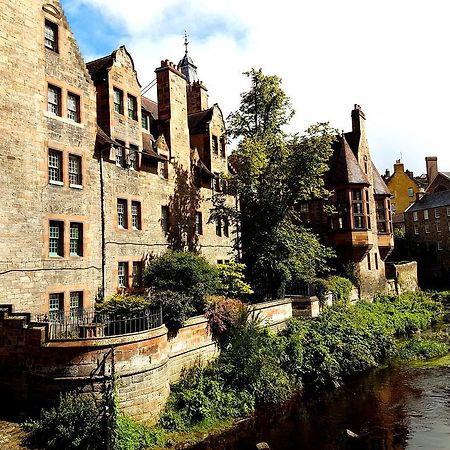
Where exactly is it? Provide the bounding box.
[178,30,199,84]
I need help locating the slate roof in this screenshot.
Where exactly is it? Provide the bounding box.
[142,133,167,161]
[86,54,114,82]
[188,108,214,134]
[372,162,391,195]
[96,125,119,146]
[327,135,370,186]
[441,172,450,180]
[141,96,158,119]
[405,190,450,212]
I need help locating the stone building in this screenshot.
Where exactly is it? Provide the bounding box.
[0,0,234,316]
[304,105,394,296]
[404,191,450,287]
[425,156,450,193]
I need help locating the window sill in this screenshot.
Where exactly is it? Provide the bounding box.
[44,112,83,127]
[70,183,83,190]
[49,254,63,258]
[49,180,63,186]
[70,254,83,258]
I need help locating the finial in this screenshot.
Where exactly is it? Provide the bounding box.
[184,30,189,55]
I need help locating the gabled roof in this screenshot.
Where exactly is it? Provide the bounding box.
[86,54,113,82]
[372,162,391,195]
[142,133,167,161]
[141,96,158,119]
[327,135,370,187]
[441,172,450,180]
[188,108,214,134]
[406,190,450,212]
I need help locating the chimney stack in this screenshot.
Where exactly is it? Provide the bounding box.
[425,156,438,184]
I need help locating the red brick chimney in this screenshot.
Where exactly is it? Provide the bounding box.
[351,104,366,140]
[425,156,438,183]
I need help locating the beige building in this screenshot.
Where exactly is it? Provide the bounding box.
[0,0,234,317]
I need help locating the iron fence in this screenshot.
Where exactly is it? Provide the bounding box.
[33,306,163,340]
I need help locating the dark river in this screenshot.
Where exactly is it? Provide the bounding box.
[190,363,450,450]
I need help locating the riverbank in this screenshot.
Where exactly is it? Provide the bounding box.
[22,291,449,450]
[142,291,448,450]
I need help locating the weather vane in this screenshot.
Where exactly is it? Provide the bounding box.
[184,30,189,55]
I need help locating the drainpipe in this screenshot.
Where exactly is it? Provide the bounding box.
[99,146,108,298]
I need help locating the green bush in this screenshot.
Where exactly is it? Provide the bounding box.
[151,290,196,331]
[216,262,254,298]
[144,251,220,312]
[95,294,151,315]
[312,275,354,305]
[396,336,449,361]
[23,392,104,450]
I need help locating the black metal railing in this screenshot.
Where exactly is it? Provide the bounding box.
[33,306,163,340]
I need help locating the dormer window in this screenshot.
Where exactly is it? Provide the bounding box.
[45,20,58,52]
[141,112,149,130]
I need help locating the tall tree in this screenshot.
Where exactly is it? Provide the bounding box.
[212,69,336,298]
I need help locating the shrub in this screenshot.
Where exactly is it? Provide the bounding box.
[216,262,253,298]
[23,392,104,450]
[144,252,220,312]
[95,294,151,315]
[204,295,246,348]
[396,336,449,361]
[151,290,196,331]
[312,276,354,304]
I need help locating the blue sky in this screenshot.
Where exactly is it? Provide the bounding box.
[61,0,450,177]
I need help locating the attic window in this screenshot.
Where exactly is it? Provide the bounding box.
[407,187,414,197]
[45,20,58,52]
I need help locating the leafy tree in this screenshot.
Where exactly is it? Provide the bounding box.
[213,69,336,298]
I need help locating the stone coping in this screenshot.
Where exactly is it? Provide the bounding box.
[250,298,293,310]
[45,325,168,348]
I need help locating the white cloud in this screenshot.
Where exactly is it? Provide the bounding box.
[67,0,450,176]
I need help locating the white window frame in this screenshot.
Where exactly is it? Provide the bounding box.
[69,222,82,256]
[424,209,429,220]
[407,187,414,197]
[69,154,82,187]
[413,211,418,221]
[44,20,58,52]
[424,223,430,234]
[435,208,441,218]
[414,224,419,235]
[67,93,80,122]
[49,293,63,320]
[49,220,63,257]
[131,201,141,230]
[118,262,129,288]
[117,199,127,228]
[48,149,63,185]
[47,85,60,116]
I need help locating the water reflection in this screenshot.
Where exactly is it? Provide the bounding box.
[190,366,450,450]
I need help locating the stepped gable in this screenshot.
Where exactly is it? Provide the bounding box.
[328,134,370,186]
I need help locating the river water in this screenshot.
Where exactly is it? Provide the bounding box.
[190,364,450,450]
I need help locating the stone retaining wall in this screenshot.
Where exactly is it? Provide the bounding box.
[0,299,292,422]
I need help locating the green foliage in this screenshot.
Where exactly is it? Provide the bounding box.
[227,68,295,141]
[23,392,104,450]
[151,290,196,331]
[213,70,338,297]
[95,293,151,315]
[396,337,449,361]
[144,251,220,312]
[216,262,254,298]
[312,276,354,305]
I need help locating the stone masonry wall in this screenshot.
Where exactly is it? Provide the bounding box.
[0,299,292,422]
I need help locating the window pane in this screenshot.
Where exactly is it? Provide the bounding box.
[70,223,82,256]
[49,221,63,256]
[45,21,57,51]
[114,88,123,113]
[69,154,82,185]
[48,149,62,183]
[67,93,80,122]
[47,85,60,115]
[117,199,127,228]
[131,201,141,229]
[49,293,63,320]
[118,262,128,288]
[132,262,143,288]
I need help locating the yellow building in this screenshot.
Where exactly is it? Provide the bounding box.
[384,160,421,230]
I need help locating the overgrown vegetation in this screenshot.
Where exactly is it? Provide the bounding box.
[25,292,446,449]
[396,336,448,361]
[95,294,151,315]
[312,275,354,304]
